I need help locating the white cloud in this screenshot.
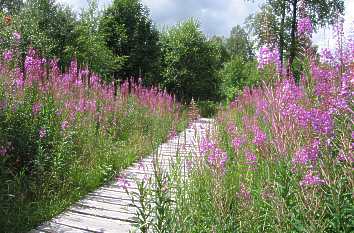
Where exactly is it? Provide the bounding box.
[140,0,261,36]
[57,0,261,36]
[57,0,353,45]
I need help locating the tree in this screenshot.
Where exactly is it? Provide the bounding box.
[209,35,229,67]
[160,19,220,102]
[65,0,124,79]
[248,0,345,74]
[226,25,254,61]
[16,0,77,68]
[246,2,292,66]
[100,0,160,85]
[0,0,23,15]
[288,0,344,74]
[219,56,259,101]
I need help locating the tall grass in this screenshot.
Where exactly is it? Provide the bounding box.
[0,41,186,231]
[137,19,353,233]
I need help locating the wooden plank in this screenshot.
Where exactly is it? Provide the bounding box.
[68,207,136,223]
[52,212,133,233]
[77,198,138,214]
[34,222,97,233]
[30,118,213,233]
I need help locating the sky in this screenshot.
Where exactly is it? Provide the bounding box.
[57,0,354,49]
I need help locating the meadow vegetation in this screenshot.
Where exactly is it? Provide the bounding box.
[0,0,351,232]
[0,36,185,233]
[137,16,353,233]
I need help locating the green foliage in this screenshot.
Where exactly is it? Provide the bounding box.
[247,0,345,67]
[246,4,286,49]
[219,56,259,101]
[209,35,230,67]
[160,19,221,102]
[210,25,257,103]
[197,101,218,118]
[17,0,77,67]
[226,25,254,61]
[0,0,78,70]
[0,91,183,233]
[100,0,161,84]
[65,0,124,79]
[0,0,23,14]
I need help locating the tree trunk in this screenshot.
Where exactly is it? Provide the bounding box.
[279,0,286,71]
[288,0,298,78]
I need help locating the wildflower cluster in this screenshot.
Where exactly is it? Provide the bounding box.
[297,17,313,36]
[199,137,228,173]
[0,40,182,232]
[210,17,353,232]
[257,45,281,72]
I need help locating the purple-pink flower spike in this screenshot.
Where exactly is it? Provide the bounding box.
[300,170,325,186]
[297,17,313,36]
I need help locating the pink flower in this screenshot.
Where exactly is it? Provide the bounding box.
[232,136,245,151]
[252,126,266,146]
[245,150,257,166]
[337,150,346,162]
[12,32,21,41]
[61,121,69,131]
[257,45,281,72]
[32,103,41,115]
[200,137,228,173]
[337,150,354,163]
[310,109,333,135]
[15,77,24,89]
[117,175,130,189]
[297,17,313,36]
[227,122,236,134]
[300,170,325,186]
[39,128,46,139]
[292,140,320,166]
[237,184,252,202]
[0,146,7,156]
[3,50,12,61]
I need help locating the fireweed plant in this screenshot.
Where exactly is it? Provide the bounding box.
[137,19,353,232]
[0,32,187,232]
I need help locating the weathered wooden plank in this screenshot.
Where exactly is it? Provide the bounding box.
[52,212,133,233]
[76,198,138,213]
[31,118,213,233]
[68,206,136,223]
[33,222,97,233]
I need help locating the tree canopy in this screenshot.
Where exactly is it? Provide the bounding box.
[100,0,160,84]
[160,19,221,102]
[0,0,23,14]
[226,25,254,61]
[247,0,345,73]
[65,0,123,79]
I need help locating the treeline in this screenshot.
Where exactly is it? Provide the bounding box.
[0,0,344,102]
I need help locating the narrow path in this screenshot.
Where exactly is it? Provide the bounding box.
[30,118,213,233]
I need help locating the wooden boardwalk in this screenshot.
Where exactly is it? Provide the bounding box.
[30,118,213,233]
